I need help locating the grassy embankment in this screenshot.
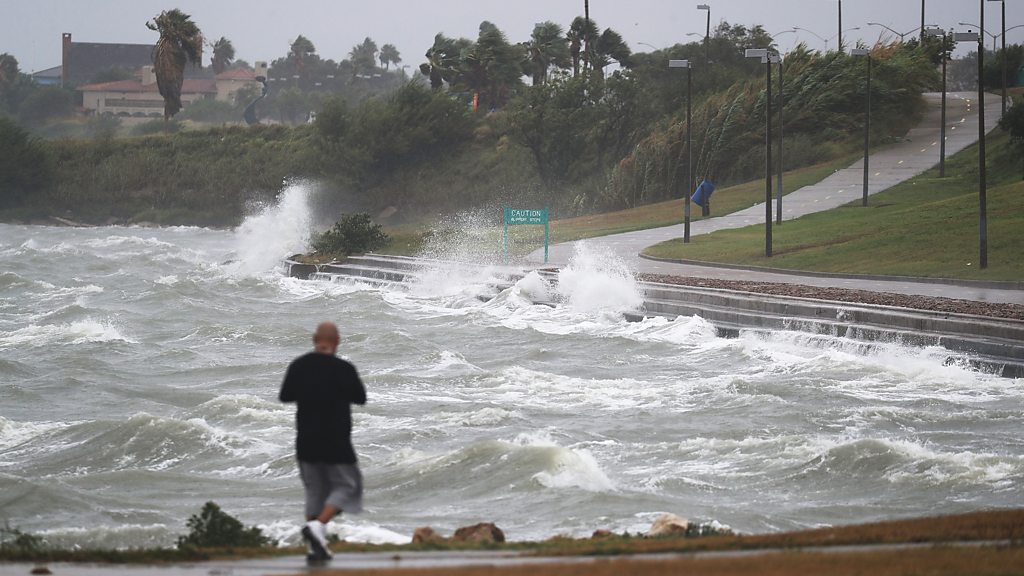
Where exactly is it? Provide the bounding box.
[378,153,860,259]
[644,131,1024,281]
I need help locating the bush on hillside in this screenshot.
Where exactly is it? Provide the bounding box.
[311,213,390,258]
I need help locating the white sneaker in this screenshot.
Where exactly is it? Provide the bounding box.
[302,520,332,563]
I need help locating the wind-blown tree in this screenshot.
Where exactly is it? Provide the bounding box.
[459,21,525,111]
[290,34,316,81]
[0,54,18,90]
[419,33,470,90]
[594,28,632,73]
[522,21,570,85]
[146,9,203,120]
[350,37,379,77]
[379,44,401,71]
[210,36,235,74]
[567,16,598,76]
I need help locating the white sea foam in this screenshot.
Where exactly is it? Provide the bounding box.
[0,318,134,349]
[514,431,616,492]
[557,243,643,313]
[0,417,69,452]
[438,406,520,427]
[228,181,314,276]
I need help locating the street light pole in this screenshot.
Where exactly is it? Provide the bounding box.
[988,0,1006,116]
[698,4,711,65]
[838,0,843,52]
[746,48,772,257]
[978,0,988,269]
[769,31,793,225]
[852,48,871,206]
[921,0,926,41]
[926,27,948,177]
[777,56,784,224]
[669,60,693,242]
[867,22,925,43]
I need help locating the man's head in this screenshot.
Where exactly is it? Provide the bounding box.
[312,321,340,355]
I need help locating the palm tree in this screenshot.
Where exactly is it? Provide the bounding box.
[210,37,235,74]
[523,21,569,85]
[290,35,316,80]
[419,34,467,90]
[460,22,524,111]
[146,9,203,120]
[567,16,598,76]
[349,37,378,77]
[595,28,632,73]
[379,44,401,71]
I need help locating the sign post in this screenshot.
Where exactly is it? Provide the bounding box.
[503,208,549,264]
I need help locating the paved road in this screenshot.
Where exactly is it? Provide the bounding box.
[527,92,1023,305]
[3,540,1012,575]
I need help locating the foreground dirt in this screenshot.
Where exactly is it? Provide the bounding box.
[639,273,1024,321]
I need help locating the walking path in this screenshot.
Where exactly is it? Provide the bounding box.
[528,92,1023,305]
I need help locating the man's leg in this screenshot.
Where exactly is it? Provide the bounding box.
[316,504,341,524]
[298,462,333,562]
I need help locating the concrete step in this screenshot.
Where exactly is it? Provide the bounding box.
[285,256,1024,378]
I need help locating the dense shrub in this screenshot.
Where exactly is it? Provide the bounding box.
[311,213,390,257]
[315,82,474,184]
[0,117,52,208]
[177,502,269,549]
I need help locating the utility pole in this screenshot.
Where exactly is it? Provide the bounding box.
[978,0,988,269]
[838,0,843,52]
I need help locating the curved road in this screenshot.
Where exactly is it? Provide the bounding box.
[528,92,1022,305]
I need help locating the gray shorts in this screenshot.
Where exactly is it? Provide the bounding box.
[298,461,364,517]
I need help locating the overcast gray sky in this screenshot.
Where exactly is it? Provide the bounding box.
[1,0,1016,74]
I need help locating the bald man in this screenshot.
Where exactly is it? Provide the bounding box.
[280,321,367,565]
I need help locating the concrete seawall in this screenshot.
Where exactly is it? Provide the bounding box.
[285,254,1024,378]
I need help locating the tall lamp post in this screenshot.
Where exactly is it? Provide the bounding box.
[921,0,926,40]
[669,59,693,242]
[838,0,843,52]
[925,27,949,177]
[697,4,711,65]
[988,0,1006,117]
[770,30,795,225]
[793,26,859,52]
[851,48,872,206]
[958,22,998,51]
[832,27,861,53]
[978,0,988,269]
[746,48,773,257]
[866,22,924,43]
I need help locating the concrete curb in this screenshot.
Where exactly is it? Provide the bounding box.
[638,253,1024,291]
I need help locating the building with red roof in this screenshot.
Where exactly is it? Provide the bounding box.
[76,63,266,119]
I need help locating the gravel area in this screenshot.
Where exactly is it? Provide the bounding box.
[638,273,1024,322]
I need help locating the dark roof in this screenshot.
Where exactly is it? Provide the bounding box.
[66,42,154,84]
[66,41,212,85]
[32,65,63,79]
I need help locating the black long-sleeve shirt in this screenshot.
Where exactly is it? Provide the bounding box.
[279,352,367,464]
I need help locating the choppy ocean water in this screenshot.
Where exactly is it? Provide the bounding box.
[1,185,1021,549]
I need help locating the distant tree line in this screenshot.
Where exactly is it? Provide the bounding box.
[1,12,1020,226]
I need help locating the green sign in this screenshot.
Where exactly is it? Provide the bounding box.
[503,208,549,264]
[505,208,548,225]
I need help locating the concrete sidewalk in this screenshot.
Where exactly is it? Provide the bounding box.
[527,92,1023,305]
